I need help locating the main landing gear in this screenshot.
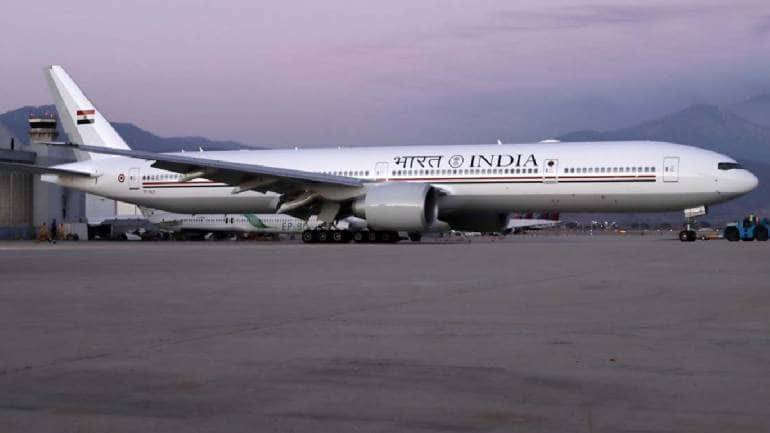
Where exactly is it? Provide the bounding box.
[301,229,401,244]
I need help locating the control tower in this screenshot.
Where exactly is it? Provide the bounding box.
[27,112,84,226]
[28,114,59,142]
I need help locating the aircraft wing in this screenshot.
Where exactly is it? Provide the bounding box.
[0,161,94,177]
[43,142,363,194]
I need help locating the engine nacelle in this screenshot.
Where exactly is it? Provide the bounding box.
[352,183,439,231]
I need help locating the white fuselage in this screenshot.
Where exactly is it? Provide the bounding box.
[45,141,758,215]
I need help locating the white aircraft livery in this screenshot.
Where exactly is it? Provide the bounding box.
[1,65,758,243]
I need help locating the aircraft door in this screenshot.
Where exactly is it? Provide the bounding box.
[375,162,389,181]
[663,157,679,182]
[543,159,559,183]
[128,167,141,190]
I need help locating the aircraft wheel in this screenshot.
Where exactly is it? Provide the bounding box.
[724,226,740,242]
[408,232,422,242]
[678,230,697,242]
[352,231,366,243]
[367,231,378,243]
[332,230,350,243]
[317,230,332,243]
[755,226,768,242]
[301,230,316,243]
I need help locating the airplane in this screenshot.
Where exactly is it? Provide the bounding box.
[0,65,758,243]
[505,212,561,234]
[138,207,309,239]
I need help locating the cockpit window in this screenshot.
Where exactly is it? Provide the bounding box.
[718,162,742,170]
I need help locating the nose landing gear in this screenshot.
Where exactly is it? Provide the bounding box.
[678,226,697,242]
[679,206,707,242]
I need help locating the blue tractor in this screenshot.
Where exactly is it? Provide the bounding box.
[724,214,770,242]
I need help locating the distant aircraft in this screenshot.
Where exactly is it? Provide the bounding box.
[139,207,308,238]
[505,212,561,234]
[141,206,557,241]
[2,65,758,243]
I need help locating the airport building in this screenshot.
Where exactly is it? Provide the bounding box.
[0,113,137,239]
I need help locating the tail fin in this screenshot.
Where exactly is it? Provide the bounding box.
[137,206,160,222]
[44,65,131,160]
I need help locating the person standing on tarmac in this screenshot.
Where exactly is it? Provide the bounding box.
[37,222,48,243]
[49,219,57,244]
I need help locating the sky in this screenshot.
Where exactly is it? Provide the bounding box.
[1,0,769,147]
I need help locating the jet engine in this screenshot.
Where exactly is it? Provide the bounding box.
[352,183,439,231]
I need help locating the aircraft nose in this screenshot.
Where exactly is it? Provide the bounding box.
[741,170,759,194]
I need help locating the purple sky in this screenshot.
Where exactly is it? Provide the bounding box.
[1,0,769,147]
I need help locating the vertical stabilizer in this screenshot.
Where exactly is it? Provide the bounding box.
[137,206,153,218]
[44,65,131,160]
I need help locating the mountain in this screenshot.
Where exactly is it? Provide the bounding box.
[559,104,770,220]
[110,122,252,152]
[559,104,770,161]
[730,94,770,128]
[0,105,260,152]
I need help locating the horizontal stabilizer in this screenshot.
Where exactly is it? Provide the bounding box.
[0,161,94,176]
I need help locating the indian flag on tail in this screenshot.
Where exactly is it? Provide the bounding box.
[76,109,96,124]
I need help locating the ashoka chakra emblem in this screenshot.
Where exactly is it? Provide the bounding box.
[449,155,464,168]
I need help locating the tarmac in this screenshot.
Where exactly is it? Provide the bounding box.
[0,235,769,432]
